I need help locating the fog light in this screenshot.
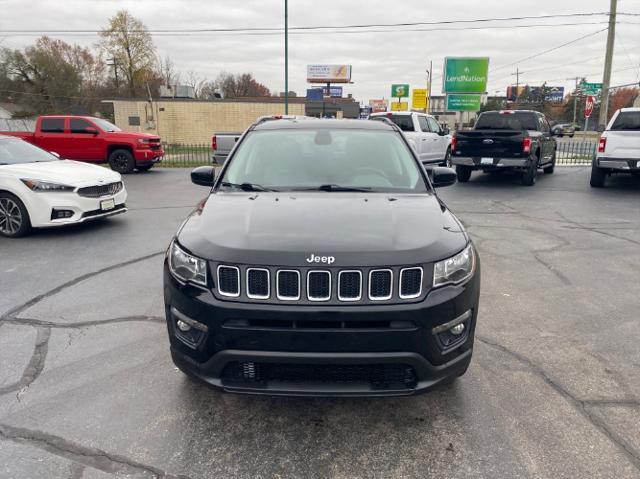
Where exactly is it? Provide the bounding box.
[51,209,74,220]
[450,323,465,335]
[177,320,191,332]
[170,307,208,349]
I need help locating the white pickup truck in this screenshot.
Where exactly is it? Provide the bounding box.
[369,112,452,166]
[591,107,640,187]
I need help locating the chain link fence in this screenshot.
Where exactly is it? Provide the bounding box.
[157,140,597,168]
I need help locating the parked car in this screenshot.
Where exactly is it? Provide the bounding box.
[0,135,127,237]
[452,110,557,186]
[369,112,452,166]
[211,132,242,164]
[0,115,164,174]
[551,123,575,138]
[164,117,480,396]
[590,107,640,187]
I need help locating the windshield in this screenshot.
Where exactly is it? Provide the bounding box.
[0,137,58,165]
[370,114,414,132]
[610,111,640,131]
[475,112,538,130]
[220,129,428,193]
[93,118,121,132]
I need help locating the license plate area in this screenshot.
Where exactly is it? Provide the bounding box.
[100,198,115,211]
[480,157,494,165]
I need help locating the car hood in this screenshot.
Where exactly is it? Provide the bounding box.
[1,160,121,187]
[178,192,468,267]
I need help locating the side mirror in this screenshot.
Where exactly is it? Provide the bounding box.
[441,126,450,136]
[50,151,61,158]
[191,166,216,187]
[431,166,457,188]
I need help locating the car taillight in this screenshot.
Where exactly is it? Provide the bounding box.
[523,137,532,154]
[598,137,606,153]
[451,136,458,152]
[212,135,217,151]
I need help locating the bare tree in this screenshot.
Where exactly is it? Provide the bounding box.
[158,55,180,86]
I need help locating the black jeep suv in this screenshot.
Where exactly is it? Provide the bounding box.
[164,117,480,396]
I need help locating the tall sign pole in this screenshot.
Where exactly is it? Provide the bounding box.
[598,0,617,129]
[284,0,289,114]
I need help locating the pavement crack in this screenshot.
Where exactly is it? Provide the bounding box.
[477,334,640,470]
[0,327,50,397]
[7,315,165,329]
[0,423,191,478]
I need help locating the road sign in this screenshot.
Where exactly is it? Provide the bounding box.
[412,88,428,109]
[585,95,595,118]
[446,94,482,111]
[443,57,490,93]
[391,101,408,112]
[580,82,602,96]
[391,84,409,98]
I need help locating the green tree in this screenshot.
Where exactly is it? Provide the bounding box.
[99,10,156,97]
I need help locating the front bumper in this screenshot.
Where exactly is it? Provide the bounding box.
[163,263,480,396]
[596,157,640,172]
[133,148,164,163]
[452,156,529,168]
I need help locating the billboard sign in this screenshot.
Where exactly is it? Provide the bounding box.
[391,84,410,98]
[443,57,489,93]
[307,64,352,83]
[369,99,388,113]
[306,88,323,101]
[585,96,595,118]
[544,86,564,103]
[446,94,482,111]
[507,85,565,103]
[391,102,409,111]
[412,88,428,109]
[321,86,343,97]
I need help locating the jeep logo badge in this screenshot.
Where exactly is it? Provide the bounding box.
[306,254,335,265]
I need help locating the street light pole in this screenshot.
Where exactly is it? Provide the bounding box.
[598,0,617,129]
[284,0,289,115]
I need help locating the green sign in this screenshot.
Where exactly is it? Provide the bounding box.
[446,94,482,111]
[579,82,603,95]
[443,57,489,93]
[391,84,409,98]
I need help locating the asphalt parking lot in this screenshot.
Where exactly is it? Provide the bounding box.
[1,167,639,478]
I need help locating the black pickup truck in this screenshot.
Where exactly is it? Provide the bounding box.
[451,110,557,186]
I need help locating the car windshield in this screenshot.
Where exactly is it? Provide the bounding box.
[475,112,538,130]
[0,137,58,165]
[610,111,640,131]
[220,128,428,193]
[93,118,121,132]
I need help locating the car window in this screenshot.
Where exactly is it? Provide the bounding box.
[371,115,414,132]
[0,138,58,164]
[417,116,430,132]
[70,119,95,134]
[538,116,549,132]
[427,117,441,134]
[475,112,538,130]
[221,129,428,193]
[92,118,122,132]
[41,118,65,133]
[610,111,640,131]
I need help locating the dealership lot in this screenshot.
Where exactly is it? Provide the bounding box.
[0,168,639,478]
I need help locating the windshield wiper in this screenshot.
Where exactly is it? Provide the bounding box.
[220,181,278,192]
[299,184,372,192]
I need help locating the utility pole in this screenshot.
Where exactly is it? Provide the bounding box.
[598,0,617,129]
[284,0,289,115]
[567,76,580,125]
[511,68,522,103]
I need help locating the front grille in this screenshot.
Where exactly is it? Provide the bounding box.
[307,270,331,301]
[277,270,300,300]
[218,266,240,297]
[221,362,418,391]
[400,267,423,299]
[369,269,393,300]
[246,268,269,299]
[77,182,123,198]
[338,270,362,301]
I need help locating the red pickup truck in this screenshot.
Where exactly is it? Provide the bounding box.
[1,115,164,173]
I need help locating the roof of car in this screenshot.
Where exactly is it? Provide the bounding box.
[619,107,640,112]
[253,118,396,131]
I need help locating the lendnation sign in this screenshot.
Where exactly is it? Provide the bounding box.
[443,57,490,94]
[446,94,482,111]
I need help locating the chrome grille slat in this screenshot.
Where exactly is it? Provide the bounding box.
[217,265,240,297]
[369,269,393,300]
[277,270,300,300]
[399,267,423,299]
[246,268,270,299]
[307,270,331,301]
[338,270,362,302]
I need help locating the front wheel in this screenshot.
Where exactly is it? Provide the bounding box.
[455,165,472,183]
[0,193,31,238]
[590,163,606,187]
[108,149,135,174]
[440,148,452,168]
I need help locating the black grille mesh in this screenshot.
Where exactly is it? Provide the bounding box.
[77,182,123,198]
[401,268,422,297]
[308,271,330,299]
[278,271,299,298]
[369,270,392,299]
[247,269,269,297]
[339,271,361,299]
[218,266,239,296]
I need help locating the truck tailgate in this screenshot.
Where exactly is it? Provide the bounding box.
[603,131,640,159]
[456,130,524,158]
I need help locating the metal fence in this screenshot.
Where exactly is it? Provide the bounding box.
[158,139,597,168]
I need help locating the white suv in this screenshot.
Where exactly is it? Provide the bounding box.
[591,107,640,187]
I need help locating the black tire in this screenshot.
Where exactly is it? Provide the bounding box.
[590,164,606,187]
[455,165,472,183]
[108,149,135,174]
[0,192,31,238]
[136,163,154,172]
[521,154,538,186]
[543,151,556,174]
[440,148,452,168]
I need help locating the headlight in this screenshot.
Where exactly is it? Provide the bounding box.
[21,179,74,192]
[433,244,475,288]
[168,241,208,286]
[137,138,150,144]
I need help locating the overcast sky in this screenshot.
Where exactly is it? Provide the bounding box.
[1,0,639,102]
